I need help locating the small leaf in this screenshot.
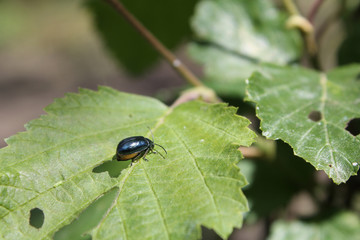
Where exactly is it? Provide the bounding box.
[0,87,256,239]
[246,64,360,184]
[189,0,302,97]
[268,211,360,240]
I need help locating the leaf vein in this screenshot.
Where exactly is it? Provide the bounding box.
[197,118,238,140]
[320,74,339,180]
[5,119,157,169]
[327,99,360,116]
[0,184,38,193]
[255,80,304,99]
[296,124,317,149]
[169,127,221,219]
[268,100,317,133]
[141,164,170,239]
[0,162,112,219]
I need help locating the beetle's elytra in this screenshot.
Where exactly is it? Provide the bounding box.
[116,136,167,163]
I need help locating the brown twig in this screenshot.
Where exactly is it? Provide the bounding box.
[103,0,204,87]
[239,146,264,159]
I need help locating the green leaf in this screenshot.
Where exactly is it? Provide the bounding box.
[246,64,360,184]
[268,211,360,240]
[0,87,256,239]
[86,0,198,74]
[189,0,302,97]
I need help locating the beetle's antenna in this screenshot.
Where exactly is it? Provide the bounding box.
[147,127,155,142]
[147,127,167,158]
[154,143,167,155]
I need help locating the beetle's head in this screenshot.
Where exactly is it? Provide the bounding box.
[147,138,155,150]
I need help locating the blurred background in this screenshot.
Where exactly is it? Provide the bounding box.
[0,0,351,147]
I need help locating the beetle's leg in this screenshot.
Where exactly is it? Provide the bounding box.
[141,148,151,162]
[152,150,166,159]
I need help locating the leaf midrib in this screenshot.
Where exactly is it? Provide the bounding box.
[92,106,174,239]
[319,73,339,180]
[4,119,158,169]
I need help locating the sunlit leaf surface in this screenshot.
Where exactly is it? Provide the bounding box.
[0,87,255,239]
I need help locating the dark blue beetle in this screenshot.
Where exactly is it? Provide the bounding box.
[116,135,167,163]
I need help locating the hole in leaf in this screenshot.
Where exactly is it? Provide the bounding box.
[308,110,322,122]
[29,208,44,229]
[345,118,360,136]
[329,164,333,168]
[53,187,118,240]
[92,156,129,178]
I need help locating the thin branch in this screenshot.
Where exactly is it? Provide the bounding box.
[103,0,204,87]
[239,146,264,159]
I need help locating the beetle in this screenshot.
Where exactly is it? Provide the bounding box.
[116,135,167,164]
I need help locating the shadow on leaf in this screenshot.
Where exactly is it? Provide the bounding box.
[92,155,130,178]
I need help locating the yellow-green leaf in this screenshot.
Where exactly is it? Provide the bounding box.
[0,87,256,239]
